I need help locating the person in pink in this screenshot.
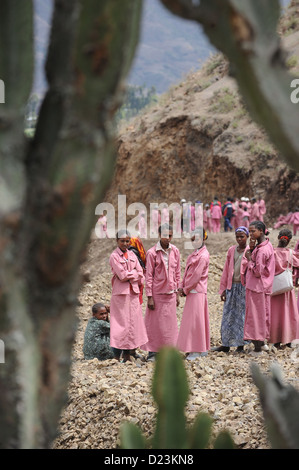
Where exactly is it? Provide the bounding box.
[138,213,147,239]
[269,229,299,348]
[249,198,260,222]
[258,196,266,222]
[150,205,161,237]
[190,203,195,231]
[109,229,148,362]
[142,224,181,361]
[161,204,170,225]
[213,226,250,353]
[210,198,222,233]
[291,207,299,236]
[176,227,210,360]
[274,212,293,229]
[204,204,212,232]
[242,205,250,229]
[241,221,275,354]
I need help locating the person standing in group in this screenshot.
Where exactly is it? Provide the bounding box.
[211,197,222,233]
[241,221,275,354]
[249,198,260,223]
[150,204,161,237]
[291,208,299,236]
[269,229,299,348]
[109,229,148,362]
[142,224,181,361]
[176,227,210,360]
[213,227,250,353]
[138,212,147,239]
[258,196,266,223]
[204,203,212,232]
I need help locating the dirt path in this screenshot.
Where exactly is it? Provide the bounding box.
[53,229,299,449]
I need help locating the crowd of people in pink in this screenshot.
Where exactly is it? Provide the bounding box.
[86,197,299,363]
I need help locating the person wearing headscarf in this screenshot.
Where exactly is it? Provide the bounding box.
[213,226,250,353]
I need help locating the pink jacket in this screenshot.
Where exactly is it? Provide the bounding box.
[241,239,275,294]
[219,245,250,294]
[145,243,181,296]
[211,204,222,220]
[250,202,260,221]
[180,245,209,295]
[110,247,144,295]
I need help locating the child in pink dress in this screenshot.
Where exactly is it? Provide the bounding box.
[270,229,299,348]
[241,221,275,354]
[177,227,210,360]
[109,230,148,362]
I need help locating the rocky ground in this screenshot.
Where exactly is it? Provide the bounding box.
[53,228,299,450]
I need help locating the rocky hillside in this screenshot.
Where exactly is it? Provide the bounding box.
[106,1,299,224]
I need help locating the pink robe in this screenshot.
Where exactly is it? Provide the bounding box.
[177,246,210,353]
[142,243,181,352]
[258,199,266,222]
[269,247,299,343]
[249,202,260,222]
[138,216,147,239]
[211,204,222,233]
[109,248,148,350]
[241,239,275,341]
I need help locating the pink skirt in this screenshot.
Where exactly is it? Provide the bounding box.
[270,290,299,343]
[177,293,210,353]
[141,293,178,352]
[244,290,271,341]
[110,293,148,350]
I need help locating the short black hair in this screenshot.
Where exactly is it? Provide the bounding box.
[158,223,173,235]
[92,303,105,314]
[116,229,131,240]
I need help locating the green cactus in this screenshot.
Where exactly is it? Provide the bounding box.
[251,362,299,449]
[120,347,235,449]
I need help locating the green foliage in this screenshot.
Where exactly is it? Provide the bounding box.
[210,87,236,114]
[251,362,299,449]
[120,347,235,449]
[116,84,157,123]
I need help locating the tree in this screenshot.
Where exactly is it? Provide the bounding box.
[0,0,142,449]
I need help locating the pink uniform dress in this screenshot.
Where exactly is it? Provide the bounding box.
[177,245,210,353]
[109,248,148,350]
[142,242,181,352]
[249,202,260,223]
[258,199,266,222]
[210,203,222,233]
[241,239,275,342]
[269,247,299,344]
